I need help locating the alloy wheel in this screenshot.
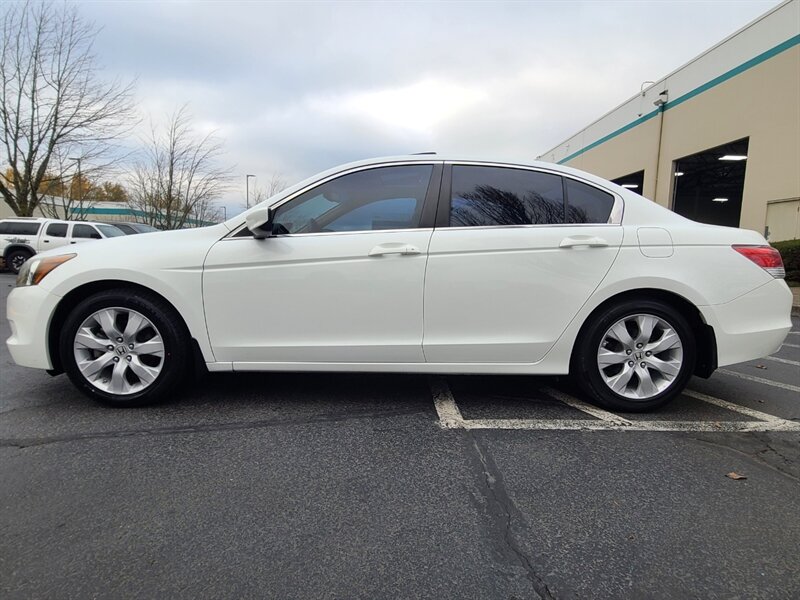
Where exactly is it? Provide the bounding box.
[10,254,28,271]
[73,307,165,395]
[596,313,683,401]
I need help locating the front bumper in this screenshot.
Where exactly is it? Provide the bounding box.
[699,279,793,367]
[6,285,61,370]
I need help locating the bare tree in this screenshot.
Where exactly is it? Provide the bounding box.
[36,151,117,220]
[128,106,231,229]
[0,1,136,216]
[249,172,287,206]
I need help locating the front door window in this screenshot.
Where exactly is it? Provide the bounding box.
[271,165,433,235]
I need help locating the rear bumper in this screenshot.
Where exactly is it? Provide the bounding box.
[699,279,793,367]
[6,285,59,370]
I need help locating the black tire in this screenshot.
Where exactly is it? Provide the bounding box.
[7,249,33,274]
[59,288,191,407]
[572,299,696,412]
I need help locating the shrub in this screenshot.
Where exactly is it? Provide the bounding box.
[772,238,800,285]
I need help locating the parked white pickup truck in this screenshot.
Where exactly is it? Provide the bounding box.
[0,218,124,274]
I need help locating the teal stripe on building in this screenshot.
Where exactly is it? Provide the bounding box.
[557,34,800,165]
[70,206,216,227]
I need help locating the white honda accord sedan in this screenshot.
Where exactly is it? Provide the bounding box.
[6,156,792,410]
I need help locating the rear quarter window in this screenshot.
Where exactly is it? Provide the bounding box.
[565,179,615,224]
[0,221,42,235]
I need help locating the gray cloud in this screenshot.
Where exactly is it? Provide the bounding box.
[77,0,780,213]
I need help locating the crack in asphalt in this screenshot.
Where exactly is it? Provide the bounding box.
[757,436,797,468]
[0,406,427,449]
[690,434,800,484]
[467,432,555,600]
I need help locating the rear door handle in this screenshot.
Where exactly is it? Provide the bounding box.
[559,236,608,248]
[368,243,421,257]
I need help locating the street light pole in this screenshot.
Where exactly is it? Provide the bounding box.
[246,174,255,208]
[69,156,82,218]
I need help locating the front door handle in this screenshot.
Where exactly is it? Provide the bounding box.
[368,243,421,257]
[559,236,608,248]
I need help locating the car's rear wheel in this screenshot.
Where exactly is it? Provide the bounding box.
[7,249,33,274]
[60,289,190,407]
[573,299,695,412]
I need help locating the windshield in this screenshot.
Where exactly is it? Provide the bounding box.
[96,224,125,237]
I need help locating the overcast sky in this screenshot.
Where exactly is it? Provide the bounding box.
[79,0,780,214]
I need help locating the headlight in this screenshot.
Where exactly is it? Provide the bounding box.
[16,254,76,287]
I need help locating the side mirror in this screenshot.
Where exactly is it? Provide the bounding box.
[245,207,276,239]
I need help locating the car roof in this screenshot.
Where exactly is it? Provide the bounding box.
[223,154,691,231]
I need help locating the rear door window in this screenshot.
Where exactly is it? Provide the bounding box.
[449,166,564,227]
[46,223,68,237]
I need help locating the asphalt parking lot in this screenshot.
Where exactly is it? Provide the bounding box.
[1,271,799,599]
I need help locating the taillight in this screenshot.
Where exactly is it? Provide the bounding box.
[732,245,785,278]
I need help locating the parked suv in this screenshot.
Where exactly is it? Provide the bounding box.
[0,218,124,273]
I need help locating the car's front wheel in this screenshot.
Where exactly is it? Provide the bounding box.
[60,289,190,407]
[573,299,695,412]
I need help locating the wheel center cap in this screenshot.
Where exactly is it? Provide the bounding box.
[634,351,644,361]
[115,345,128,356]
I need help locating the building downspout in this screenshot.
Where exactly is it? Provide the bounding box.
[652,89,669,204]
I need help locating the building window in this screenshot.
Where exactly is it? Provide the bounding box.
[611,170,645,195]
[671,138,749,228]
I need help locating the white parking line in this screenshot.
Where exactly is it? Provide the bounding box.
[682,389,795,426]
[718,369,800,393]
[455,419,797,432]
[764,355,800,367]
[430,378,800,432]
[430,377,465,429]
[782,342,800,349]
[541,386,633,426]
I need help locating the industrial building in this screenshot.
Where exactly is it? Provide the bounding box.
[540,0,799,241]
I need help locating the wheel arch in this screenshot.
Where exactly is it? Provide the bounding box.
[4,243,36,259]
[570,288,717,378]
[47,279,207,376]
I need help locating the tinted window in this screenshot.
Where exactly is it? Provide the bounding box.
[72,224,101,239]
[97,224,124,237]
[450,166,564,227]
[326,197,417,232]
[46,223,68,237]
[272,165,433,234]
[1,221,41,235]
[565,179,615,224]
[113,224,135,234]
[132,224,159,233]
